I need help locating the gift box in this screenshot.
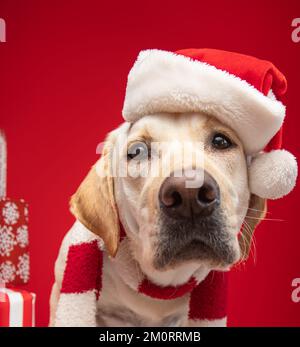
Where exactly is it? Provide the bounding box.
[0,131,30,285]
[0,287,35,327]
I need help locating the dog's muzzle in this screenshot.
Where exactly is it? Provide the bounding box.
[155,169,237,269]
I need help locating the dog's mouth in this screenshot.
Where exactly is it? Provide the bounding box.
[154,236,237,270]
[177,237,235,264]
[174,239,218,260]
[153,212,238,270]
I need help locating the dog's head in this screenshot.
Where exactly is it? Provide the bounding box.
[71,112,266,277]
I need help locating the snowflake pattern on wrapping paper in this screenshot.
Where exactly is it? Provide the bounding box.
[16,225,29,248]
[0,198,30,285]
[0,225,16,256]
[2,201,20,225]
[0,261,16,283]
[16,253,30,283]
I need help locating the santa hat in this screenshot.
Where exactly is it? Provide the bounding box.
[122,48,297,200]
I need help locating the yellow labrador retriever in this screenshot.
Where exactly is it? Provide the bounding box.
[49,112,265,327]
[49,47,298,327]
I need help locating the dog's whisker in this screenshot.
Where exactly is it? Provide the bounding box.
[242,222,255,261]
[245,215,285,222]
[243,220,257,264]
[247,207,270,214]
[237,220,256,265]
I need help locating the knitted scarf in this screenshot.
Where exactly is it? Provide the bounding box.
[54,221,227,326]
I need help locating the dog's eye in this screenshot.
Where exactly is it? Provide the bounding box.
[212,133,233,150]
[127,142,149,160]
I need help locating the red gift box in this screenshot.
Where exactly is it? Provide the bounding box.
[0,287,35,327]
[0,131,30,285]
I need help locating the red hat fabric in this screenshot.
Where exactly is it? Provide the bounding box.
[176,48,287,97]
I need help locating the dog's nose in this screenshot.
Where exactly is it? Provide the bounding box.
[159,169,220,219]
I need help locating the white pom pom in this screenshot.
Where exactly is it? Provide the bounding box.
[249,149,298,199]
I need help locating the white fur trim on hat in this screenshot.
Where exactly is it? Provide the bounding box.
[122,49,286,155]
[249,149,298,199]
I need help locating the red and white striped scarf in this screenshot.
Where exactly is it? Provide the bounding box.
[55,221,227,326]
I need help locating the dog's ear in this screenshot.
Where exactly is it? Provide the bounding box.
[239,194,267,261]
[70,134,120,257]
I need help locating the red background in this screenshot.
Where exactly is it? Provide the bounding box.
[0,0,299,326]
